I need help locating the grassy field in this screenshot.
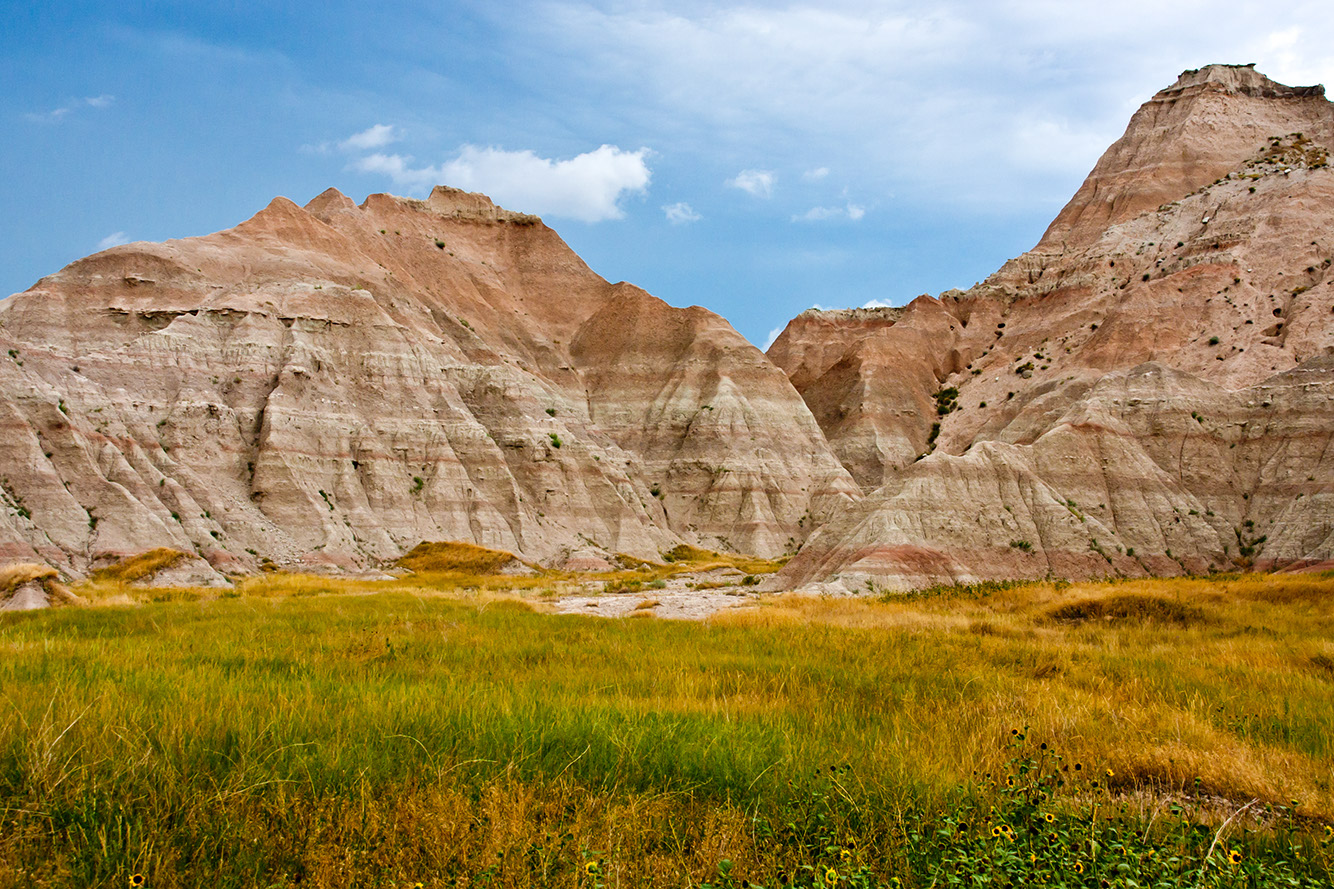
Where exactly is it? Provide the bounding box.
[1,570,1332,887]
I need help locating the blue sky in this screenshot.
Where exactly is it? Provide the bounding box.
[4,1,1333,348]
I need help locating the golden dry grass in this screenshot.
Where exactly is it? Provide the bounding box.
[0,563,58,595]
[89,547,187,583]
[661,542,788,575]
[715,573,1334,816]
[396,540,530,574]
[2,569,1332,886]
[0,563,80,608]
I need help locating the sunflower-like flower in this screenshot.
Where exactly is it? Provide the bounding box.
[129,876,145,888]
[1043,812,1056,823]
[1228,849,1243,865]
[992,825,1005,838]
[1073,861,1085,874]
[823,866,838,886]
[1006,776,1016,788]
[1324,824,1333,842]
[585,861,600,875]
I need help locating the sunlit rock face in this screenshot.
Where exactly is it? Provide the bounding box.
[4,64,1332,591]
[770,65,1334,592]
[0,186,856,575]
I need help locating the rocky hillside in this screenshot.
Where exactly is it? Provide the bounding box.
[3,63,1331,591]
[770,64,1334,591]
[0,187,856,576]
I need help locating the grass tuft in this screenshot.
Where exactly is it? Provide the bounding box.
[1043,592,1207,625]
[0,563,58,594]
[90,547,187,583]
[397,540,526,574]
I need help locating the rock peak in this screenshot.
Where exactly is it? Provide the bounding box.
[425,186,542,225]
[1036,64,1334,251]
[1167,63,1325,99]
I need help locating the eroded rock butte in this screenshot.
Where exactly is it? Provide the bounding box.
[2,64,1332,591]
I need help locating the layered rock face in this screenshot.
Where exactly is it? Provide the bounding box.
[4,63,1331,591]
[771,64,1334,591]
[0,187,856,575]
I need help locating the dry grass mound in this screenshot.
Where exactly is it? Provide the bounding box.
[91,548,188,584]
[1,563,58,595]
[662,543,716,563]
[661,544,787,575]
[1,562,80,609]
[396,541,525,575]
[1043,593,1206,626]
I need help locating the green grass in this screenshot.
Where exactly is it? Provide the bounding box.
[0,574,1332,886]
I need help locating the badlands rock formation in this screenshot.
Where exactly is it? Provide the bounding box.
[2,63,1331,592]
[771,65,1334,591]
[0,186,856,576]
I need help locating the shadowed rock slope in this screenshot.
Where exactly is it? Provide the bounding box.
[0,187,856,575]
[770,64,1334,591]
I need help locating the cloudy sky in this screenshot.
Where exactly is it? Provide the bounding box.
[5,1,1333,347]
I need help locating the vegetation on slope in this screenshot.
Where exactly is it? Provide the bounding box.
[395,540,530,575]
[0,563,59,595]
[88,547,187,584]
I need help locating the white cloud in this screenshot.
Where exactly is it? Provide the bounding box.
[26,94,114,123]
[861,298,897,308]
[529,3,1334,213]
[762,324,786,351]
[353,152,441,192]
[792,202,865,223]
[1005,116,1113,176]
[305,123,401,155]
[340,124,398,151]
[355,144,652,222]
[802,167,830,181]
[96,232,130,250]
[727,169,775,198]
[662,201,701,224]
[26,107,72,123]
